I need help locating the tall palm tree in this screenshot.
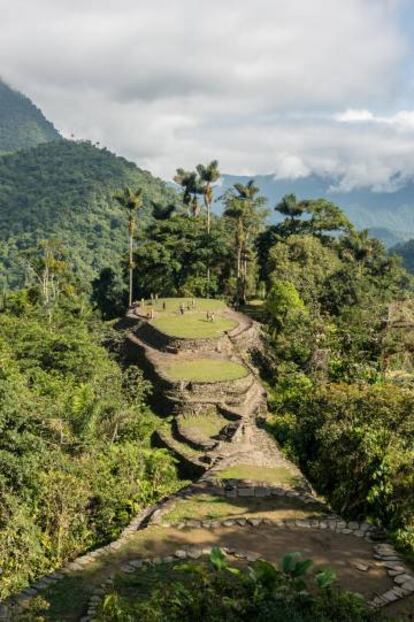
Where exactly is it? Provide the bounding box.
[223,180,267,303]
[173,169,202,216]
[196,160,220,296]
[114,187,144,307]
[196,160,220,235]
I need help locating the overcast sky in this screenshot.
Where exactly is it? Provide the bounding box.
[1,0,414,188]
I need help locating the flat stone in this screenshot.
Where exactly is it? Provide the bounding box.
[353,530,365,537]
[384,562,405,571]
[390,586,406,598]
[336,521,346,529]
[174,550,188,559]
[129,559,142,568]
[254,488,267,497]
[89,596,101,604]
[246,551,261,562]
[347,522,359,530]
[223,519,236,527]
[394,573,413,585]
[296,520,310,528]
[162,556,174,564]
[236,518,247,526]
[381,589,399,603]
[354,562,370,572]
[319,522,328,529]
[248,518,262,527]
[201,547,212,555]
[341,528,353,534]
[187,549,202,559]
[401,579,414,592]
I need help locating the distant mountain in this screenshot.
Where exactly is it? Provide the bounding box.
[0,80,61,153]
[220,174,414,246]
[0,140,179,288]
[391,239,414,273]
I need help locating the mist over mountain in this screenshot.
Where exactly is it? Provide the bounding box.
[220,174,414,247]
[0,80,61,153]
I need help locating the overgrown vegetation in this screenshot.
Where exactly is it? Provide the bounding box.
[0,278,180,599]
[93,548,378,622]
[259,194,414,557]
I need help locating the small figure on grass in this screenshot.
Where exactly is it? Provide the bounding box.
[179,303,185,315]
[206,310,211,321]
[210,311,216,322]
[162,301,166,311]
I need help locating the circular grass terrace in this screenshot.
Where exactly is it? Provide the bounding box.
[151,311,237,339]
[162,358,249,383]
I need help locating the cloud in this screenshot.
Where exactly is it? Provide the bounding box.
[0,0,411,186]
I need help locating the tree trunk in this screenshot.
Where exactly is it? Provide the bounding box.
[205,183,211,296]
[128,227,133,307]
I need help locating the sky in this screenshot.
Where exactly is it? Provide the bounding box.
[1,0,414,188]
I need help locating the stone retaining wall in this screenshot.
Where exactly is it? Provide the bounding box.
[83,538,414,620]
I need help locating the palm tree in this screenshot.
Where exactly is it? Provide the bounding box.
[196,161,220,295]
[174,169,202,216]
[196,160,220,235]
[114,187,144,307]
[223,180,267,303]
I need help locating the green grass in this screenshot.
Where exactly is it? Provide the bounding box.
[216,465,304,486]
[162,358,248,383]
[152,312,237,339]
[180,413,228,438]
[140,297,227,314]
[162,492,321,524]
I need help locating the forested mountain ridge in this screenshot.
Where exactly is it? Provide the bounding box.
[0,80,60,152]
[0,139,180,288]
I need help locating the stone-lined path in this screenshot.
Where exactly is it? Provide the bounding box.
[2,301,413,620]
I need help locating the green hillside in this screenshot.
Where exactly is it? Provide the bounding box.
[0,80,61,152]
[0,139,179,288]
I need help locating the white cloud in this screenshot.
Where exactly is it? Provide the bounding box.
[0,0,411,186]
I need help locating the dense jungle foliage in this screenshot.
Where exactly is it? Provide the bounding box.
[258,195,414,559]
[0,278,180,599]
[0,80,60,153]
[0,139,180,290]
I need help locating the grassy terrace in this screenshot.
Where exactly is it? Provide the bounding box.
[152,312,237,339]
[180,413,228,438]
[162,358,248,383]
[162,492,324,524]
[215,464,304,487]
